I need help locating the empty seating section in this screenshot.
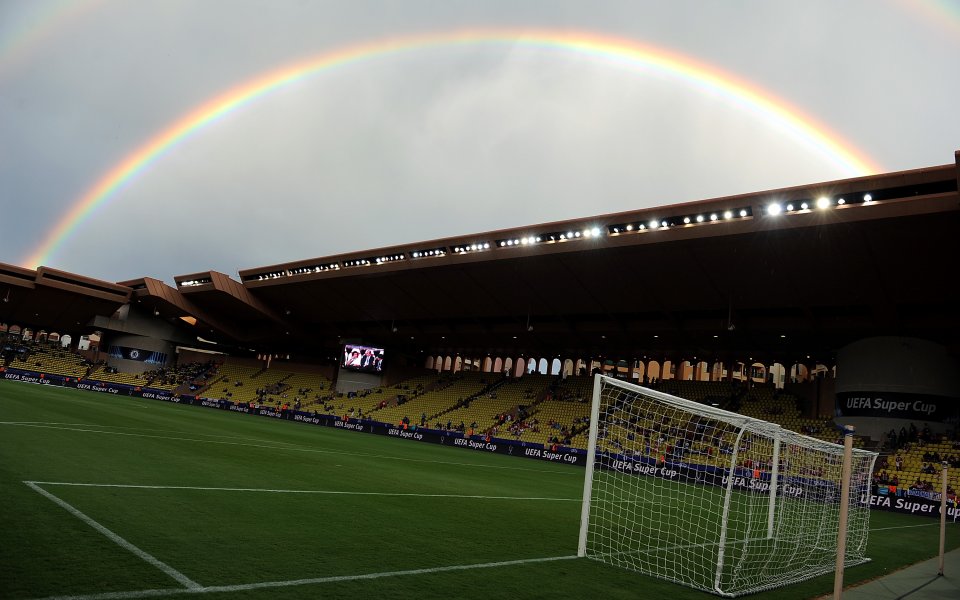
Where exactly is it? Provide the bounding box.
[521,399,591,446]
[441,374,552,434]
[886,440,960,495]
[336,384,400,417]
[209,363,280,404]
[370,372,489,427]
[204,362,331,410]
[6,345,90,378]
[278,370,332,409]
[734,386,865,447]
[87,365,149,387]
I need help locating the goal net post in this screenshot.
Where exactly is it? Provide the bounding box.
[577,375,878,597]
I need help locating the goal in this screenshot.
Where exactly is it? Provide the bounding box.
[577,375,878,597]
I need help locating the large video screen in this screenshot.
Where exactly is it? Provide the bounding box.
[341,344,385,373]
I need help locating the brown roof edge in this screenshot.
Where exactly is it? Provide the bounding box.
[0,262,37,288]
[35,266,131,302]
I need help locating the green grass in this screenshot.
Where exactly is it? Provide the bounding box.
[1,379,957,599]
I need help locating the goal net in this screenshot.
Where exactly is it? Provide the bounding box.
[577,375,878,597]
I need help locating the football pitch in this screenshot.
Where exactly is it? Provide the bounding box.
[2,380,957,600]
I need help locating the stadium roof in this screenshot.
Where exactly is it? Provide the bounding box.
[0,264,130,335]
[3,151,958,366]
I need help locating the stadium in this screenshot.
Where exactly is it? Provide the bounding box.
[2,151,960,599]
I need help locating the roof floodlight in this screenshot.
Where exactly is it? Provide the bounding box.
[838,198,845,205]
[816,196,830,209]
[786,203,794,211]
[639,223,646,230]
[710,213,718,221]
[591,227,600,237]
[625,224,633,231]
[536,236,542,242]
[724,211,733,219]
[566,231,574,238]
[683,216,691,224]
[767,203,782,216]
[863,193,873,202]
[800,202,809,210]
[559,234,566,240]
[739,209,748,217]
[649,220,658,229]
[696,215,704,223]
[661,220,668,228]
[574,231,581,237]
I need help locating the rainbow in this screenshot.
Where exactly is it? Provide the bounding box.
[22,29,883,269]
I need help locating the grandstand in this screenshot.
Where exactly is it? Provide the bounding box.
[4,343,90,379]
[369,371,492,428]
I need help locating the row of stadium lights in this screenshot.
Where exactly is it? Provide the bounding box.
[410,247,447,258]
[247,194,880,282]
[766,193,873,215]
[609,207,751,235]
[179,277,212,287]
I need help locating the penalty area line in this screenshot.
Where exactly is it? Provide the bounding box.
[23,482,202,591]
[29,555,579,600]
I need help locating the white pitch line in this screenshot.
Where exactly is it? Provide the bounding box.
[2,421,574,475]
[29,589,182,600]
[197,554,579,594]
[24,482,202,591]
[29,555,579,600]
[25,481,579,502]
[0,420,307,447]
[870,522,943,532]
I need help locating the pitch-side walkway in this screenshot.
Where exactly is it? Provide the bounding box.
[837,547,960,599]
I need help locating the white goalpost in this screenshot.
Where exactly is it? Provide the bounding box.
[577,375,878,597]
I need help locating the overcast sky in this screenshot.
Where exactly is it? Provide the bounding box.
[1,0,958,284]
